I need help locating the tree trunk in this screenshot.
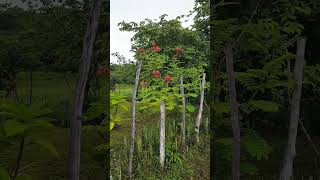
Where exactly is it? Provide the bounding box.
[224,43,240,180]
[280,37,306,180]
[180,75,187,153]
[128,61,142,179]
[29,68,32,105]
[11,136,25,180]
[82,80,91,113]
[195,73,206,143]
[69,0,102,179]
[160,101,166,168]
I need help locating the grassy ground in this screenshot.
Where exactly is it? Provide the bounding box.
[112,84,132,97]
[16,71,76,104]
[110,113,210,179]
[110,85,210,179]
[0,71,106,179]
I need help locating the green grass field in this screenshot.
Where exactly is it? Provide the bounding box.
[16,71,76,104]
[0,71,106,180]
[113,83,132,97]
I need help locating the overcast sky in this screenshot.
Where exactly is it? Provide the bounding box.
[110,0,196,63]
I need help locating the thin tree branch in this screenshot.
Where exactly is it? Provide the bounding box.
[95,125,107,142]
[218,0,262,64]
[299,118,320,156]
[233,0,262,45]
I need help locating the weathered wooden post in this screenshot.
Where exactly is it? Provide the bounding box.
[160,101,166,168]
[128,60,142,179]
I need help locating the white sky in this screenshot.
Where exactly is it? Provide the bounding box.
[110,0,196,63]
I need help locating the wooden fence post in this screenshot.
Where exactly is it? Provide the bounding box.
[128,60,142,179]
[160,101,166,168]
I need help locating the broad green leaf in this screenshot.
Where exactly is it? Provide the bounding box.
[82,125,96,132]
[118,104,129,111]
[248,100,280,112]
[186,104,195,113]
[29,120,55,129]
[240,103,255,114]
[0,167,11,180]
[215,137,233,146]
[240,162,258,175]
[4,120,27,137]
[242,131,272,160]
[0,112,15,119]
[30,138,59,159]
[187,93,198,97]
[110,121,115,130]
[112,116,122,122]
[96,143,110,151]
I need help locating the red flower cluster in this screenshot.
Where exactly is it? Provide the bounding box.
[96,65,110,76]
[175,47,183,55]
[163,75,173,82]
[151,41,161,52]
[152,70,160,78]
[138,48,145,54]
[152,46,161,52]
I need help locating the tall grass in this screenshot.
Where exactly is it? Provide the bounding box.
[111,113,210,179]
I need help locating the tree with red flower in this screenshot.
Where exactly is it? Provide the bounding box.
[152,70,161,78]
[175,47,183,55]
[151,46,161,52]
[163,75,173,82]
[151,41,161,52]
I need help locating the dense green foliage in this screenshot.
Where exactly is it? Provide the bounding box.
[118,15,209,68]
[110,52,136,85]
[207,0,320,177]
[0,1,109,179]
